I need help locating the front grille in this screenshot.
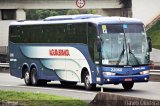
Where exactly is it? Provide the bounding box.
[115,73,140,76]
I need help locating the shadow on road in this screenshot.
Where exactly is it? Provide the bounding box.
[18,82,145,94]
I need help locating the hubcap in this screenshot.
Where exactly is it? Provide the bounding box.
[85,75,90,87]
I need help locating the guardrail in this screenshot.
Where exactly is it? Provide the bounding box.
[150,70,160,75]
[0,63,9,68]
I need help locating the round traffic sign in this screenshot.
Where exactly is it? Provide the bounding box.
[76,0,85,8]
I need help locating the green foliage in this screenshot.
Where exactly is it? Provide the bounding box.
[26,9,69,20]
[67,9,80,15]
[67,9,97,15]
[26,9,97,20]
[147,20,160,49]
[0,90,87,106]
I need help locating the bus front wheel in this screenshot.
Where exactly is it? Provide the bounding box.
[84,71,96,90]
[122,82,134,90]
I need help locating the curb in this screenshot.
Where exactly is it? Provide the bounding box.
[89,92,160,106]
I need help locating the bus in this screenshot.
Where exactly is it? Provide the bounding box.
[9,14,152,90]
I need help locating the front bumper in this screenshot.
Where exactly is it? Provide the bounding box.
[99,74,149,84]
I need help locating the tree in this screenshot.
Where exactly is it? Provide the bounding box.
[67,9,97,15]
[26,9,97,20]
[67,10,80,15]
[26,9,68,20]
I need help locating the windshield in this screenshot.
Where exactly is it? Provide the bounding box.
[100,24,149,66]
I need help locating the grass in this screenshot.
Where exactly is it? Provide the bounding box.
[0,90,87,106]
[147,20,160,49]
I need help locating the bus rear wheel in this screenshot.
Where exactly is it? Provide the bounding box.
[31,68,47,86]
[24,70,31,86]
[122,82,134,90]
[84,71,96,90]
[31,68,39,86]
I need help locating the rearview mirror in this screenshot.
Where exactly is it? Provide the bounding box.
[147,37,152,52]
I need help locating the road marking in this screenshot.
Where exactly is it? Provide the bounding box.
[0,84,96,95]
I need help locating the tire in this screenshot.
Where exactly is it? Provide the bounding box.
[24,70,31,86]
[84,71,96,90]
[31,68,47,86]
[122,82,134,90]
[60,81,77,86]
[31,68,40,86]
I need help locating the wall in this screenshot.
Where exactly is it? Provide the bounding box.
[97,8,132,17]
[16,9,26,20]
[97,9,123,17]
[0,9,25,48]
[0,0,121,9]
[132,0,160,25]
[0,20,15,47]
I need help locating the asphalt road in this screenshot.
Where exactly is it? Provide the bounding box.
[0,73,160,101]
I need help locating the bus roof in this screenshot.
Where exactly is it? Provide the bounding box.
[44,14,102,21]
[10,14,143,26]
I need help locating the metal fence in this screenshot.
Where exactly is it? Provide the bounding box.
[0,46,8,54]
[150,70,160,75]
[0,63,9,68]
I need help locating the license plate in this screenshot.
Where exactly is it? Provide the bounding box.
[124,78,132,81]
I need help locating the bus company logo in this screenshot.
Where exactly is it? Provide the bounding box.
[132,67,145,71]
[49,49,70,56]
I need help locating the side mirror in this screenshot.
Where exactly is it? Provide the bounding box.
[96,38,101,52]
[147,37,152,52]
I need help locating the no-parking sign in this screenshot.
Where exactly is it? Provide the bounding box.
[76,0,85,8]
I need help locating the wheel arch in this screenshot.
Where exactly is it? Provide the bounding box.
[22,63,29,78]
[30,63,39,79]
[81,67,92,83]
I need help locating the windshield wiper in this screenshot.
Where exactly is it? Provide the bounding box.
[128,43,140,65]
[116,43,125,65]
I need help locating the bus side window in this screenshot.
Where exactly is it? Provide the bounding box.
[10,26,21,43]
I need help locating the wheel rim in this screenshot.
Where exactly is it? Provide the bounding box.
[85,74,90,88]
[24,72,29,84]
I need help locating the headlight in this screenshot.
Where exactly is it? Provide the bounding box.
[103,72,116,76]
[140,70,150,75]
